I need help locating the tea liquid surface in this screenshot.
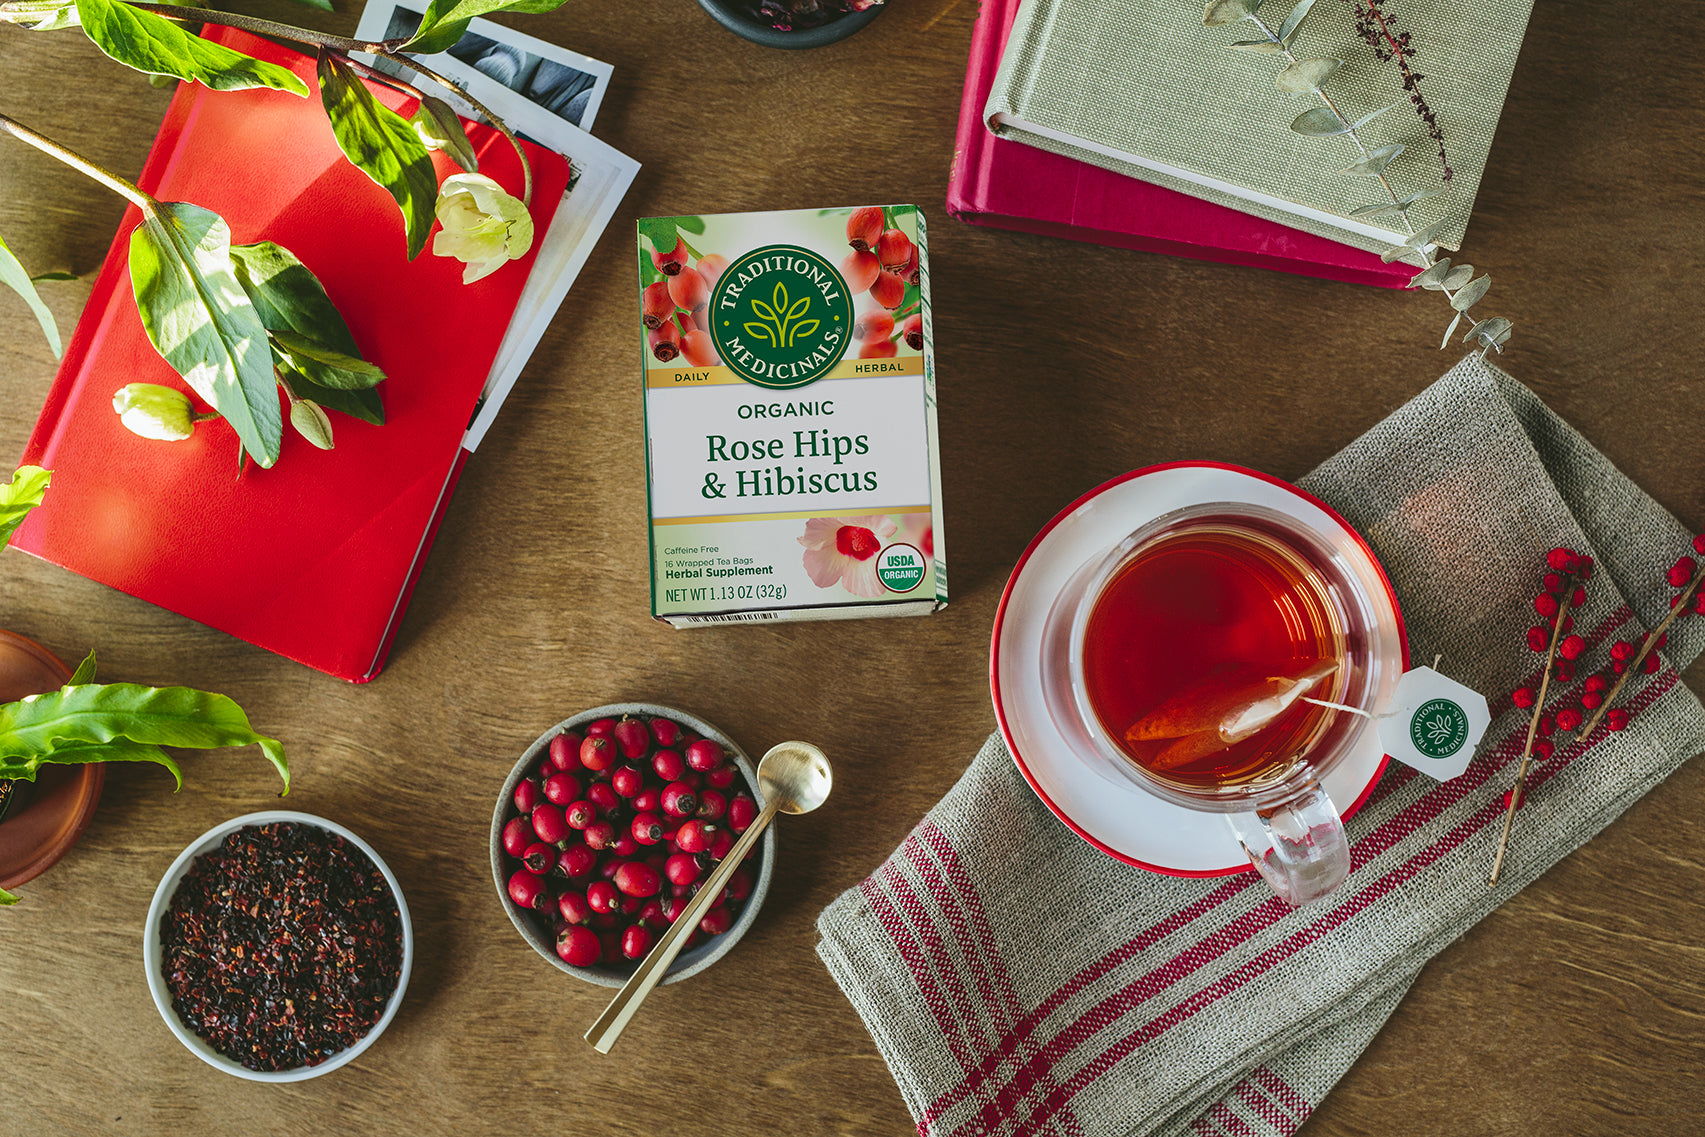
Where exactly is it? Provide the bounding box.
[1082,524,1343,789]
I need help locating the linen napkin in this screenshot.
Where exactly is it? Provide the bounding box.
[815,354,1705,1137]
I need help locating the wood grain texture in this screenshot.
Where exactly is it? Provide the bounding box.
[0,0,1700,1133]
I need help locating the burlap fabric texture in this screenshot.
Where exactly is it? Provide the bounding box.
[815,355,1705,1137]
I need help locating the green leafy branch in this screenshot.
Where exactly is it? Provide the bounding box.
[1202,0,1511,356]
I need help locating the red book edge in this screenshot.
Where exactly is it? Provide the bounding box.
[946,0,1414,290]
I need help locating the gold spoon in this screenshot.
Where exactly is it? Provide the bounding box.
[584,741,833,1053]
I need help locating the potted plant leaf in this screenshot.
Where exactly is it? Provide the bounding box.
[0,466,288,905]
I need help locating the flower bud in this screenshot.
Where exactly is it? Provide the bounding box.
[289,399,335,450]
[112,383,195,441]
[431,172,534,284]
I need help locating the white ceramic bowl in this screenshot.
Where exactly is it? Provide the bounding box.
[143,810,413,1082]
[491,703,775,988]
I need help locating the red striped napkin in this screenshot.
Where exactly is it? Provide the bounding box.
[817,356,1705,1137]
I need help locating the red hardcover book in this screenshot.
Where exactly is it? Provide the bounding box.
[946,0,1413,288]
[12,29,569,682]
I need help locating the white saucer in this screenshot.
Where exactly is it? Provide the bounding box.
[989,462,1408,876]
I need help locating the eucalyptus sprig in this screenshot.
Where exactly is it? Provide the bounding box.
[0,0,564,466]
[1202,0,1512,357]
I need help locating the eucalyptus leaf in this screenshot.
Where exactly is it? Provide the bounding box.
[1404,217,1452,249]
[0,233,61,357]
[1227,39,1284,52]
[411,96,478,173]
[1340,144,1404,177]
[1440,311,1462,350]
[269,330,386,386]
[1276,0,1318,45]
[1,738,184,788]
[317,51,437,260]
[1399,188,1444,208]
[67,650,97,686]
[1409,259,1451,289]
[1349,202,1403,218]
[278,366,385,426]
[129,202,281,467]
[1349,102,1400,131]
[1202,0,1259,26]
[1381,244,1420,264]
[1291,107,1350,136]
[74,0,307,95]
[0,465,51,548]
[1276,57,1341,93]
[404,0,572,54]
[1441,264,1475,290]
[1450,273,1492,311]
[0,681,288,792]
[1464,316,1513,347]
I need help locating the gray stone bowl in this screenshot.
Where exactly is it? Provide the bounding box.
[490,702,775,987]
[696,0,884,49]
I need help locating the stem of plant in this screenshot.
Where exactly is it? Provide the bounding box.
[119,2,409,55]
[1488,570,1580,886]
[0,113,157,214]
[374,53,533,205]
[1573,560,1705,739]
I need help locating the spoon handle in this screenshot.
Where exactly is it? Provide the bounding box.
[584,798,780,1053]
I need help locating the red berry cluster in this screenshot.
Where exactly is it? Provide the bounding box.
[500,713,760,971]
[643,242,725,368]
[841,206,923,360]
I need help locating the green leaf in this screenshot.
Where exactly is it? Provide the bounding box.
[1275,58,1341,93]
[1404,217,1452,249]
[1441,263,1474,290]
[2,738,184,789]
[0,884,17,905]
[129,202,282,467]
[269,330,385,387]
[675,216,706,235]
[0,465,51,549]
[1440,311,1462,350]
[1397,187,1444,209]
[1409,259,1451,289]
[228,241,364,357]
[317,51,437,260]
[29,271,78,282]
[404,0,572,54]
[1349,102,1400,131]
[286,0,333,9]
[1227,39,1283,53]
[278,365,384,426]
[411,96,478,173]
[1340,144,1405,177]
[1203,0,1259,26]
[1450,273,1492,311]
[0,681,288,792]
[67,650,97,686]
[0,233,62,357]
[1349,202,1403,218]
[1291,107,1350,136]
[1276,0,1319,45]
[1464,316,1513,348]
[74,0,307,95]
[9,0,81,30]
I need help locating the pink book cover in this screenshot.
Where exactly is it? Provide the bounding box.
[946,0,1414,289]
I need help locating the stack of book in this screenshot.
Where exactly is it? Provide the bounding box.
[13,26,638,682]
[949,0,1534,285]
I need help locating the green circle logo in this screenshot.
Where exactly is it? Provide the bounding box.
[709,245,852,390]
[1410,698,1471,759]
[875,543,927,593]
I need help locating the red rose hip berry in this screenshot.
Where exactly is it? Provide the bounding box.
[621,924,653,960]
[520,841,554,875]
[661,781,698,819]
[611,765,645,798]
[508,869,548,911]
[699,907,734,936]
[652,748,686,782]
[513,778,543,814]
[548,731,582,771]
[685,738,724,772]
[556,924,601,967]
[558,843,597,878]
[728,792,759,833]
[664,852,702,886]
[846,206,883,252]
[501,816,533,858]
[900,312,924,350]
[586,879,623,915]
[543,771,582,806]
[615,861,663,898]
[641,281,673,329]
[613,717,652,760]
[650,717,684,749]
[675,819,718,854]
[580,734,618,772]
[531,803,570,844]
[632,812,667,846]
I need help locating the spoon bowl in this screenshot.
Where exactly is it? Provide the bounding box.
[758,741,833,814]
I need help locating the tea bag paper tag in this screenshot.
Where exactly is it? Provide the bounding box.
[1377,667,1491,782]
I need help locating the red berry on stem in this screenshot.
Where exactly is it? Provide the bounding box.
[1610,640,1636,661]
[1580,691,1603,710]
[1502,786,1524,812]
[667,266,709,312]
[532,803,570,844]
[900,312,923,350]
[900,245,920,287]
[508,869,548,911]
[1536,714,1555,738]
[652,748,686,782]
[1643,653,1661,674]
[1695,534,1705,556]
[1669,556,1697,588]
[1532,739,1555,761]
[1526,627,1548,652]
[1584,674,1609,693]
[854,309,895,342]
[680,329,719,368]
[1533,593,1559,619]
[502,816,533,858]
[1571,587,1586,607]
[1511,687,1536,709]
[621,924,653,960]
[1607,708,1631,731]
[1542,572,1562,593]
[580,735,617,772]
[870,269,906,310]
[841,250,879,294]
[686,738,724,772]
[650,717,684,749]
[876,228,914,272]
[650,236,687,276]
[642,281,673,329]
[1555,707,1583,732]
[1558,634,1585,660]
[1546,547,1577,572]
[556,924,600,967]
[1554,658,1575,682]
[648,322,681,363]
[846,206,884,252]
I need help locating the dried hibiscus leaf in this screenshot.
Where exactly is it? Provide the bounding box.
[1125,660,1338,746]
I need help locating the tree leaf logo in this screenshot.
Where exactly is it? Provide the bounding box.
[743,283,820,347]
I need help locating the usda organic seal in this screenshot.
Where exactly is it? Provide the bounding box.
[875,543,927,593]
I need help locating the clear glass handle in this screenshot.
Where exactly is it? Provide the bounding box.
[1225,783,1350,907]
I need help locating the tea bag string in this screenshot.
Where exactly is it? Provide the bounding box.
[1301,655,1447,720]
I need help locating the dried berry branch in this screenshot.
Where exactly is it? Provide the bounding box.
[1341,0,1449,181]
[1201,0,1511,356]
[1488,548,1588,886]
[1577,552,1705,738]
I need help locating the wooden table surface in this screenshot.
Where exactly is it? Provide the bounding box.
[2,1,1701,1133]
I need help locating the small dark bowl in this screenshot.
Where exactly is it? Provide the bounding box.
[696,0,885,49]
[491,703,775,987]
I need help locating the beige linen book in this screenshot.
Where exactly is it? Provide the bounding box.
[984,0,1534,255]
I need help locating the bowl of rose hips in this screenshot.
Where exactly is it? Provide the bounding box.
[491,703,775,986]
[697,0,885,49]
[143,811,412,1081]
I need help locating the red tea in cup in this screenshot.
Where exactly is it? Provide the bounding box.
[1080,518,1347,790]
